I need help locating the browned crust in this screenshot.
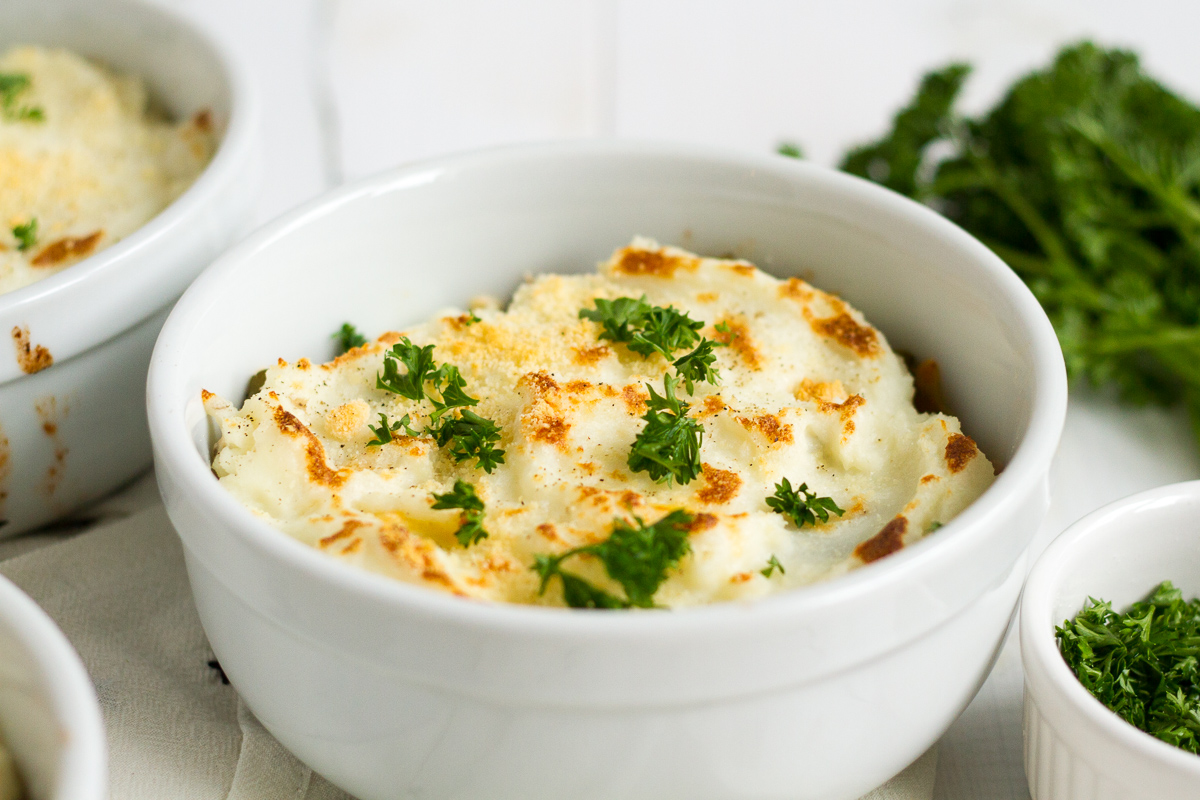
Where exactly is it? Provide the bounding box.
[378,525,462,593]
[912,359,948,414]
[621,384,648,415]
[920,473,940,485]
[523,371,559,398]
[612,245,699,277]
[730,572,753,584]
[272,405,347,487]
[192,109,213,132]
[698,395,726,417]
[855,515,907,564]
[320,519,367,548]
[527,410,570,447]
[31,231,103,267]
[536,522,561,543]
[779,277,814,302]
[714,317,761,370]
[737,413,794,445]
[686,512,719,532]
[572,345,611,366]
[945,433,978,474]
[729,263,756,277]
[810,312,880,357]
[11,326,52,374]
[696,463,742,505]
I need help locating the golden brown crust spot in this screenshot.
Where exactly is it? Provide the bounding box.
[325,400,369,441]
[779,277,814,302]
[729,263,756,277]
[527,410,570,447]
[31,231,103,267]
[811,312,880,357]
[714,317,761,370]
[855,515,907,564]
[794,379,847,404]
[192,109,214,132]
[273,405,347,488]
[536,522,561,543]
[201,389,215,403]
[11,326,52,374]
[565,380,592,394]
[320,519,367,549]
[572,345,611,366]
[698,395,726,418]
[697,463,742,505]
[730,572,753,584]
[524,371,560,398]
[737,414,794,446]
[686,512,719,532]
[920,473,939,485]
[612,245,699,278]
[621,384,648,415]
[945,433,978,474]
[378,525,461,593]
[696,292,719,303]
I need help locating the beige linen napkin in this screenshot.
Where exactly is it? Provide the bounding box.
[0,499,935,800]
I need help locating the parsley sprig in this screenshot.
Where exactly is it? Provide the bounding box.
[761,555,785,578]
[12,218,36,251]
[1057,581,1200,755]
[375,337,506,472]
[533,510,694,609]
[767,478,845,528]
[365,413,417,447]
[579,295,725,391]
[333,323,368,355]
[627,374,703,486]
[431,480,489,546]
[0,73,44,122]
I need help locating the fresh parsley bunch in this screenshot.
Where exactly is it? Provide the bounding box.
[834,43,1200,442]
[431,480,489,546]
[533,510,694,609]
[1057,581,1200,754]
[766,478,844,528]
[627,374,703,486]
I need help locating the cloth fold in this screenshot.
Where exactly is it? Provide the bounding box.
[0,498,935,800]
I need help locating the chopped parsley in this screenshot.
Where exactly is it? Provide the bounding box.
[12,218,37,251]
[766,478,845,528]
[777,142,804,159]
[429,408,506,473]
[333,323,368,355]
[365,413,417,447]
[465,310,482,325]
[431,480,488,546]
[533,509,694,609]
[627,374,703,486]
[1057,581,1200,755]
[0,72,44,122]
[375,337,505,471]
[672,338,722,393]
[761,555,786,578]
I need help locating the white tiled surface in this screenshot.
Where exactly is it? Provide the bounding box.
[145,2,1200,797]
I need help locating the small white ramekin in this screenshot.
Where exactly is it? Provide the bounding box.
[1021,481,1200,800]
[0,0,261,536]
[150,142,1067,800]
[0,574,106,800]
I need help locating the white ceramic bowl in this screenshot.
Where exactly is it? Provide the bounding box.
[1021,481,1200,800]
[149,142,1067,800]
[0,0,260,536]
[0,574,105,800]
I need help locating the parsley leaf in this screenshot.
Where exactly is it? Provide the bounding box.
[431,479,489,546]
[0,73,44,122]
[761,555,786,578]
[377,337,438,400]
[628,374,703,486]
[533,510,694,609]
[672,338,722,393]
[579,295,653,343]
[777,142,804,159]
[766,478,845,528]
[333,323,368,355]
[838,43,1200,446]
[1057,581,1200,755]
[12,218,36,251]
[627,304,704,360]
[430,409,505,473]
[365,413,417,446]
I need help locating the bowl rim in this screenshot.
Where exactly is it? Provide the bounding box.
[149,139,1068,636]
[0,573,106,800]
[1020,480,1200,776]
[0,0,258,317]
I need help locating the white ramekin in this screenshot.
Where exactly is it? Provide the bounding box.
[0,574,106,800]
[149,142,1067,800]
[1021,481,1200,800]
[0,0,261,536]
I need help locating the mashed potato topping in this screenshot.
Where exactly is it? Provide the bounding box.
[0,46,215,295]
[205,240,995,608]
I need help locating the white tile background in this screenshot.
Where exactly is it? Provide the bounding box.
[143,1,1200,798]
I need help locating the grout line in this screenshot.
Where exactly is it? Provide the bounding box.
[308,0,344,188]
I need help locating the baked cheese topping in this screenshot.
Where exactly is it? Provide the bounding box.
[205,239,995,608]
[0,46,216,295]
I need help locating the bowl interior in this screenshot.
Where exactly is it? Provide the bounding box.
[172,146,1047,477]
[0,0,231,124]
[1044,483,1200,624]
